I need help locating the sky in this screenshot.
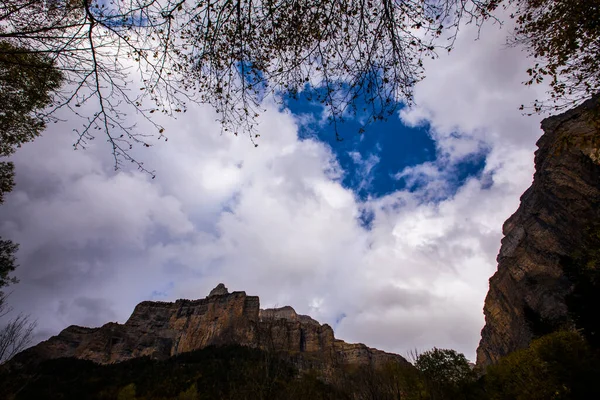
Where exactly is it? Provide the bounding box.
[0,14,550,361]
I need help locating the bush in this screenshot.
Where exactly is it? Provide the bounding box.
[485,331,600,400]
[415,348,476,400]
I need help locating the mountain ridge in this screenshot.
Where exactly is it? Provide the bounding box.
[10,283,408,372]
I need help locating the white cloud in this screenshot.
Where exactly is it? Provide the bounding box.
[349,150,381,192]
[0,10,551,362]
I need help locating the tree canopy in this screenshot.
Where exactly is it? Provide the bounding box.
[415,348,476,400]
[0,40,61,364]
[485,331,600,400]
[0,40,63,289]
[510,0,600,113]
[0,238,18,289]
[0,0,597,171]
[0,41,63,158]
[0,0,499,172]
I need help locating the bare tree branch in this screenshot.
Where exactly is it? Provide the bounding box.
[0,0,499,171]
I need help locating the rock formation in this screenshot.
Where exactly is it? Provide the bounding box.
[476,96,600,368]
[12,284,407,371]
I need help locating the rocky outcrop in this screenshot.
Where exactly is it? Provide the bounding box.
[14,286,259,365]
[208,283,229,297]
[12,284,407,371]
[476,96,600,368]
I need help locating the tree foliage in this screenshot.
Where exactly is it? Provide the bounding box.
[178,0,498,140]
[0,41,63,158]
[0,0,499,170]
[0,0,597,171]
[0,37,63,217]
[0,161,14,205]
[0,252,35,366]
[484,331,600,400]
[0,37,63,297]
[415,348,476,400]
[415,348,474,385]
[0,345,339,399]
[0,39,58,366]
[0,238,18,289]
[0,41,63,272]
[338,361,429,400]
[511,0,600,112]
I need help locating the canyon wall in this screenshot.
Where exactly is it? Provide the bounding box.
[477,96,600,368]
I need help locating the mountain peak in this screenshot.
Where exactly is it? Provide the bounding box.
[208,283,229,297]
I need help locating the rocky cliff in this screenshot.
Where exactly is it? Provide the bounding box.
[12,284,407,370]
[476,96,600,368]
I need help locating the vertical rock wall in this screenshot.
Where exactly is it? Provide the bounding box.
[476,96,600,368]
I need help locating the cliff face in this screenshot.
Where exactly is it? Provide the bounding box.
[476,96,600,368]
[13,284,407,370]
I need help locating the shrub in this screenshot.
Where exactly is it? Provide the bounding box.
[485,331,600,400]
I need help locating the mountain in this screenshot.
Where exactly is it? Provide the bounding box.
[10,283,407,372]
[476,95,600,368]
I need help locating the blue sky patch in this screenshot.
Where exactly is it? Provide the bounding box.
[286,96,438,200]
[284,92,489,215]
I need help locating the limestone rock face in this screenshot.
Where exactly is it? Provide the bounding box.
[476,96,600,368]
[14,288,259,365]
[208,283,229,297]
[12,285,407,370]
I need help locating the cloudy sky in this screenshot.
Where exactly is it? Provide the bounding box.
[0,14,549,361]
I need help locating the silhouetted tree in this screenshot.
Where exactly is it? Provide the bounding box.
[1,0,499,170]
[0,301,36,364]
[0,40,58,365]
[510,0,600,112]
[0,38,63,287]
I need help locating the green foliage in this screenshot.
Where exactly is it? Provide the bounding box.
[177,383,198,400]
[280,372,338,400]
[512,0,600,112]
[0,162,17,291]
[0,345,339,400]
[416,348,474,385]
[117,384,137,400]
[340,361,429,400]
[0,0,498,165]
[0,162,14,205]
[0,238,18,289]
[415,348,476,400]
[484,331,600,400]
[0,40,62,296]
[0,344,474,400]
[379,361,429,400]
[0,41,63,158]
[6,339,599,400]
